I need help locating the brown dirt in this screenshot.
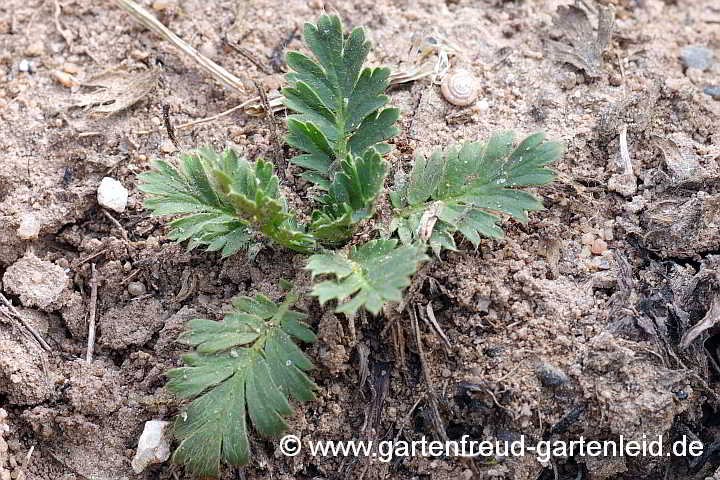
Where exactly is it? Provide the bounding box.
[1,1,720,479]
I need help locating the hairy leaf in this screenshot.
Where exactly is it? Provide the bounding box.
[391,132,562,253]
[167,290,317,476]
[139,148,315,253]
[307,239,428,314]
[309,149,388,245]
[283,15,399,185]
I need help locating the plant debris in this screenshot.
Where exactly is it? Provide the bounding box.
[72,68,158,115]
[545,2,615,77]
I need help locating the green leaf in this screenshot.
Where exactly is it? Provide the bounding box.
[391,132,562,253]
[139,148,316,253]
[167,289,317,477]
[283,15,399,185]
[307,239,428,315]
[331,149,388,212]
[308,149,388,246]
[309,205,354,247]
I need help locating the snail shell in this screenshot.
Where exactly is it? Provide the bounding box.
[441,69,479,107]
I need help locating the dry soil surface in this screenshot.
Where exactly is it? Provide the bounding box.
[1,0,720,479]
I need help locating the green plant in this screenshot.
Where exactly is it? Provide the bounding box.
[139,14,563,476]
[308,239,427,315]
[167,290,317,476]
[284,14,399,189]
[139,148,315,256]
[389,132,561,255]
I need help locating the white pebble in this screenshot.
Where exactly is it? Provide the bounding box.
[131,420,172,473]
[97,177,128,213]
[127,281,147,297]
[159,139,176,153]
[17,213,41,240]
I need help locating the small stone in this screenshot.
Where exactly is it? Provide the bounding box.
[591,256,611,271]
[127,281,146,297]
[602,221,615,241]
[592,272,616,289]
[83,237,103,252]
[152,0,176,12]
[18,60,32,73]
[159,139,176,153]
[131,420,172,473]
[704,85,720,100]
[198,41,217,59]
[97,177,128,213]
[129,49,149,61]
[591,238,608,255]
[25,41,45,57]
[580,232,595,245]
[685,67,704,84]
[17,213,41,240]
[624,195,647,214]
[556,70,577,90]
[51,70,76,88]
[62,63,81,74]
[680,45,714,71]
[535,363,569,388]
[460,469,474,480]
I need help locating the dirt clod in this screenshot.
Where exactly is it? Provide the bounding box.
[0,333,51,405]
[99,298,165,350]
[2,252,69,311]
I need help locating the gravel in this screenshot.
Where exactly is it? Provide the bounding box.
[680,45,714,70]
[97,177,129,213]
[704,85,720,100]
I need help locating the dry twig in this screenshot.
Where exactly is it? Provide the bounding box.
[254,80,285,172]
[53,0,73,46]
[0,293,52,352]
[225,41,272,75]
[85,263,99,362]
[422,303,452,350]
[71,249,107,270]
[113,0,246,93]
[102,209,129,243]
[409,305,448,441]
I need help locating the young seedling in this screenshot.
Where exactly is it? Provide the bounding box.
[139,14,563,476]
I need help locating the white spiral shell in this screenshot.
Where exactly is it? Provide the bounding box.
[440,69,479,106]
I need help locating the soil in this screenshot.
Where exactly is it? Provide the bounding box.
[1,0,720,479]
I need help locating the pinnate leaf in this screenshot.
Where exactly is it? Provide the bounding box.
[167,290,317,476]
[139,148,315,253]
[391,132,562,252]
[283,15,399,183]
[307,239,428,315]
